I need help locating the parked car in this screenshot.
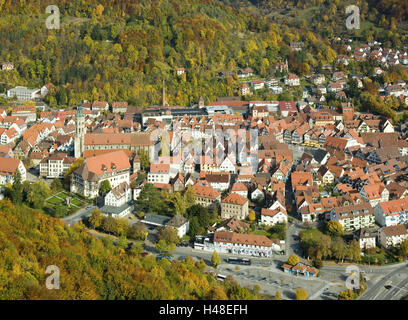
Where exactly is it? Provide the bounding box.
[157,254,173,261]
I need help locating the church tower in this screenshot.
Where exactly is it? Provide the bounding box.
[74,103,85,159]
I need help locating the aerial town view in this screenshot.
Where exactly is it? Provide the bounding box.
[0,0,408,310]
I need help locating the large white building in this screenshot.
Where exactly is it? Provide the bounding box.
[101,181,133,218]
[329,203,375,232]
[194,231,283,257]
[70,150,130,198]
[7,86,41,101]
[39,153,75,178]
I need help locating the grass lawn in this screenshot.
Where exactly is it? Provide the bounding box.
[252,230,270,237]
[58,192,70,200]
[71,198,83,206]
[47,196,64,205]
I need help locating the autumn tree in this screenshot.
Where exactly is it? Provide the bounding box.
[128,222,147,240]
[338,289,354,300]
[64,158,84,189]
[211,250,221,268]
[158,226,180,244]
[89,209,104,229]
[295,288,308,300]
[139,149,150,171]
[248,210,256,221]
[326,220,344,236]
[288,254,300,266]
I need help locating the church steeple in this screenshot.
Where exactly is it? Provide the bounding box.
[74,102,85,159]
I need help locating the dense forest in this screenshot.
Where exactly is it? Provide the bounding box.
[0,0,361,107]
[0,0,406,107]
[0,199,262,300]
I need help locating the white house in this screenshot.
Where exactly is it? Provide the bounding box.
[167,214,189,238]
[284,74,300,86]
[261,208,288,226]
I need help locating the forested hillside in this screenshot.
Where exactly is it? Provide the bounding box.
[0,199,259,300]
[0,0,344,107]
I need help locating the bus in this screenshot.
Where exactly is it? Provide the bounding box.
[226,257,251,265]
[217,274,227,282]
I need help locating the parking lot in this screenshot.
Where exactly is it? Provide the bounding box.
[217,264,332,299]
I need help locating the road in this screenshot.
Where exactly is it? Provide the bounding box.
[358,262,408,300]
[63,205,97,225]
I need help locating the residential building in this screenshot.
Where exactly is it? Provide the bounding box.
[192,183,221,209]
[148,163,170,184]
[221,193,249,220]
[378,224,408,249]
[0,157,26,185]
[260,208,288,226]
[329,203,375,232]
[354,228,376,250]
[374,198,408,227]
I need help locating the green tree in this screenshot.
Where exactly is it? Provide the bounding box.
[288,254,300,266]
[155,239,175,255]
[116,234,128,250]
[187,204,211,229]
[53,203,67,218]
[139,148,150,171]
[188,216,201,238]
[10,169,23,205]
[211,250,221,268]
[50,178,63,193]
[99,180,112,196]
[27,181,51,209]
[295,288,308,300]
[135,183,165,214]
